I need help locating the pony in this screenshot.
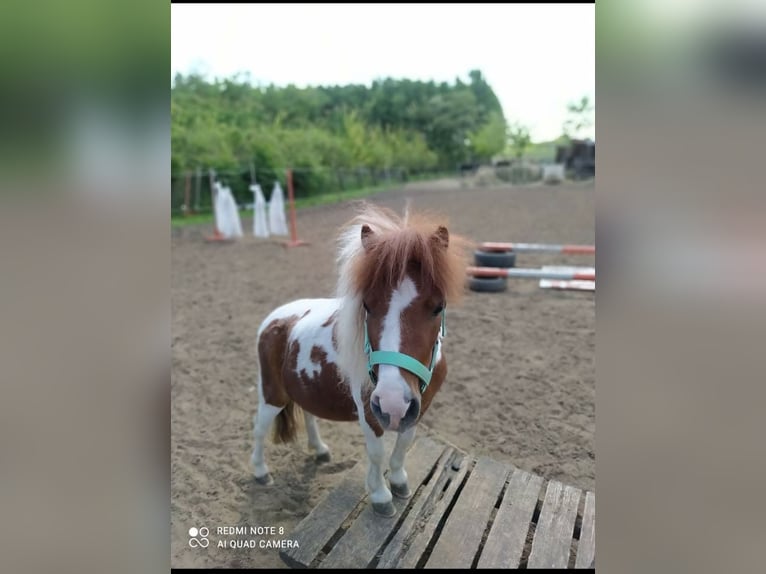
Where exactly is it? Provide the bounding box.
[250,203,467,517]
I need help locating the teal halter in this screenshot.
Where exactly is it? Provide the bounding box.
[363,307,446,394]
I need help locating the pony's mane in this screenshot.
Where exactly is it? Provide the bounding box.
[334,202,469,389]
[337,202,468,303]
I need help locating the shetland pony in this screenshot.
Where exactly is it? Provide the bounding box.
[250,203,467,517]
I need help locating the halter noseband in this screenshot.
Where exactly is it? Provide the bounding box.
[363,307,446,394]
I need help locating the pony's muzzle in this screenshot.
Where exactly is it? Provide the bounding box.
[370,387,420,432]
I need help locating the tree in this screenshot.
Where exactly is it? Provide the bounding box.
[170,70,506,185]
[469,112,507,162]
[562,95,594,140]
[467,69,504,124]
[507,122,532,159]
[424,89,482,168]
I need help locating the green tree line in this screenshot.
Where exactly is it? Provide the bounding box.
[171,69,508,205]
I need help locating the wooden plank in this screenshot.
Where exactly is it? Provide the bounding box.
[424,457,512,569]
[574,491,595,569]
[477,468,544,568]
[393,452,471,569]
[281,433,398,568]
[319,435,447,569]
[375,447,457,569]
[527,480,581,569]
[279,461,367,568]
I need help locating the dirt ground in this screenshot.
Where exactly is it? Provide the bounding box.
[171,178,595,569]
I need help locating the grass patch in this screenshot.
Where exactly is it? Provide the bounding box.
[171,212,218,228]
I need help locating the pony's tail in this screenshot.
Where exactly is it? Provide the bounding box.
[272,399,301,444]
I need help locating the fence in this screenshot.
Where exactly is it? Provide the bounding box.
[170,165,449,217]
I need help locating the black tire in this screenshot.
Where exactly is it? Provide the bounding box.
[469,277,508,293]
[474,250,516,268]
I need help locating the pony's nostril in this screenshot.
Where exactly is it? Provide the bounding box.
[403,399,420,425]
[369,396,393,429]
[371,401,389,427]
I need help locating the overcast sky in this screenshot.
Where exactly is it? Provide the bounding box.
[171,4,594,142]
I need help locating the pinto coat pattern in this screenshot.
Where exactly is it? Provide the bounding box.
[250,203,468,517]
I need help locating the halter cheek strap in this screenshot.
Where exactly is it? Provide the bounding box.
[364,308,446,394]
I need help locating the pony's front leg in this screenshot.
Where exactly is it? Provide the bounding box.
[389,426,416,499]
[359,420,396,517]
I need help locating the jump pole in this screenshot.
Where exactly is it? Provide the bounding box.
[479,242,595,255]
[539,279,595,292]
[283,168,308,248]
[468,266,595,281]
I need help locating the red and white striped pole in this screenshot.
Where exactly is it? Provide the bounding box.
[467,266,595,281]
[479,242,595,255]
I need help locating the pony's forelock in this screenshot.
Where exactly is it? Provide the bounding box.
[336,203,468,305]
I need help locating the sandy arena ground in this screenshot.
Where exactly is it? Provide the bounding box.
[171,178,595,569]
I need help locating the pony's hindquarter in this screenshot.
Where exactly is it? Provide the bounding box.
[256,313,300,443]
[251,312,300,483]
[251,299,339,481]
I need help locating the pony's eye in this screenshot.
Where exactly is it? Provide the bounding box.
[433,303,445,316]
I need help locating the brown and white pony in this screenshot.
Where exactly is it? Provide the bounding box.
[250,204,467,517]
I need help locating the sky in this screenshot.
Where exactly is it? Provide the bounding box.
[171,4,594,142]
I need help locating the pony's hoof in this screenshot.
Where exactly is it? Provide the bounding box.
[372,501,397,517]
[254,473,273,486]
[316,452,331,464]
[390,482,412,499]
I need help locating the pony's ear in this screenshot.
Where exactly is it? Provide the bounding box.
[361,224,375,252]
[431,226,449,249]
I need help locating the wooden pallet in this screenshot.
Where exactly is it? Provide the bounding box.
[280,435,595,569]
